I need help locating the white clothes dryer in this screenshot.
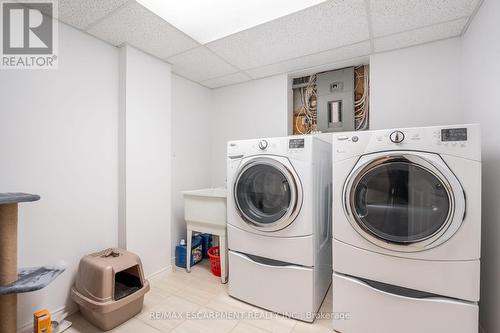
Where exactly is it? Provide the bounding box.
[332,124,481,333]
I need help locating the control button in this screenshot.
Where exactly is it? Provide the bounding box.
[352,136,359,142]
[337,136,349,141]
[258,140,268,150]
[390,130,405,144]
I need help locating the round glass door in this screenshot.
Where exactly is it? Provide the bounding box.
[349,159,451,245]
[235,158,300,231]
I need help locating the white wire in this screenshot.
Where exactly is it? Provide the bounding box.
[295,74,317,134]
[354,65,369,130]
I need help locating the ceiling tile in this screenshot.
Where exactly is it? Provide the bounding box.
[200,72,252,89]
[369,0,480,37]
[86,2,199,59]
[167,47,239,82]
[246,41,371,79]
[57,0,130,30]
[206,0,369,70]
[374,18,467,52]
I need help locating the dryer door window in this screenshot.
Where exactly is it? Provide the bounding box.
[350,160,451,244]
[235,159,301,231]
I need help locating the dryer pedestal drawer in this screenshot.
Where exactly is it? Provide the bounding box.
[334,239,480,301]
[228,251,315,322]
[332,273,478,333]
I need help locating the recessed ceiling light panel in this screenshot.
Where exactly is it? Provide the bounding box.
[137,0,327,44]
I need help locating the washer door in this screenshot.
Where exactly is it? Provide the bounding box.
[234,157,302,232]
[343,152,465,252]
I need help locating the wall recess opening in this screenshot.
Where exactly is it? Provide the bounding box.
[291,64,369,135]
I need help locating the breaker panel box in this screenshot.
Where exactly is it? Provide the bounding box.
[317,67,355,132]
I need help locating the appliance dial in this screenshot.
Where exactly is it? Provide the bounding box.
[390,131,405,143]
[258,140,268,150]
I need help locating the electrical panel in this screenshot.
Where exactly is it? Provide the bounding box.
[291,65,368,135]
[317,67,355,132]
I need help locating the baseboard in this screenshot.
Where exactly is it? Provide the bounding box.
[147,265,172,282]
[18,303,79,333]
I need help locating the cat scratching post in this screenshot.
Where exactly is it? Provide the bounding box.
[0,193,39,332]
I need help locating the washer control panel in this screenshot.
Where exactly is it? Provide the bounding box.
[258,140,268,150]
[289,138,305,149]
[389,130,405,143]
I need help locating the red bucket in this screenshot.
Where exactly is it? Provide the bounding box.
[207,246,221,277]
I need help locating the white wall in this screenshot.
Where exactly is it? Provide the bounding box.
[171,74,212,255]
[370,38,464,130]
[209,75,289,186]
[119,45,172,277]
[0,23,119,328]
[461,1,500,332]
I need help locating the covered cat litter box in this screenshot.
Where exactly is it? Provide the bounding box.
[71,248,150,331]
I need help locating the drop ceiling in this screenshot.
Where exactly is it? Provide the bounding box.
[57,0,482,89]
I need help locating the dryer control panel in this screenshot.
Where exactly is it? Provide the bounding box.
[332,124,480,162]
[441,128,467,142]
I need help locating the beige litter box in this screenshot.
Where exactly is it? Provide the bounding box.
[71,248,150,331]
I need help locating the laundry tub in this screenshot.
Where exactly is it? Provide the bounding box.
[71,248,150,331]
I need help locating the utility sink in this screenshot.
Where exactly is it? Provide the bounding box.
[182,188,227,227]
[182,188,228,282]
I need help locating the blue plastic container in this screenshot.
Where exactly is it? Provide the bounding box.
[175,235,203,268]
[200,233,213,259]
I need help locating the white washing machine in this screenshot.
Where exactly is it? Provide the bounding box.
[331,124,481,333]
[227,135,332,322]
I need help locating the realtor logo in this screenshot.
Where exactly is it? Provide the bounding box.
[1,0,58,69]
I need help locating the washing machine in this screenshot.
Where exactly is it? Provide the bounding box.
[331,124,481,333]
[227,135,332,322]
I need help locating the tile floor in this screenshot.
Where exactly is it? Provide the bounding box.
[66,261,334,333]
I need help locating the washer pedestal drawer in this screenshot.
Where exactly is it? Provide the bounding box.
[228,224,314,266]
[332,273,478,333]
[228,251,315,322]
